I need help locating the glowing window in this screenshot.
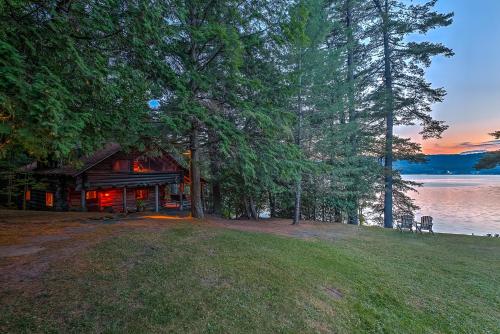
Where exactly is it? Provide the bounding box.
[45,192,54,207]
[135,189,148,200]
[113,160,130,172]
[133,159,152,173]
[86,191,97,200]
[25,190,31,201]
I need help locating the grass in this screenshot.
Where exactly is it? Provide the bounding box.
[1,223,499,333]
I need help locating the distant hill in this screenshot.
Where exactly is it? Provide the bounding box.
[394,153,500,175]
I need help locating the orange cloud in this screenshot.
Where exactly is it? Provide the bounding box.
[421,138,500,154]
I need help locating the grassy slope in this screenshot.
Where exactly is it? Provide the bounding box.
[2,224,499,333]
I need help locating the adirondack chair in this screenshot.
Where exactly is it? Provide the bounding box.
[397,215,415,232]
[417,216,434,234]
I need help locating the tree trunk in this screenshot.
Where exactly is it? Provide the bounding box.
[381,0,394,228]
[268,191,276,218]
[7,172,13,206]
[211,182,222,215]
[346,0,355,124]
[190,125,204,219]
[249,197,258,220]
[22,173,27,210]
[334,209,342,223]
[244,195,252,219]
[208,130,222,215]
[313,196,316,221]
[293,181,302,224]
[346,0,359,225]
[293,55,303,225]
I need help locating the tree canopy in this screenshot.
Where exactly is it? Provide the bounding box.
[0,0,453,225]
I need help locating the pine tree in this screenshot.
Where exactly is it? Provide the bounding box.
[149,0,243,218]
[149,0,299,219]
[370,0,453,227]
[282,0,331,224]
[0,0,157,161]
[476,131,500,170]
[325,0,379,225]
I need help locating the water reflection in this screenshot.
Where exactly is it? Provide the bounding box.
[403,175,500,235]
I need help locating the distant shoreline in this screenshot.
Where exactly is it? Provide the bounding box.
[395,153,500,175]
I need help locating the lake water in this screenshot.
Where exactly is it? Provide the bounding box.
[403,175,500,235]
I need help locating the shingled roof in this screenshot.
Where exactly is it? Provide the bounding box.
[22,142,193,178]
[23,143,123,177]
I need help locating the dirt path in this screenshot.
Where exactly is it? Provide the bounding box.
[207,215,361,241]
[0,210,357,293]
[0,211,189,292]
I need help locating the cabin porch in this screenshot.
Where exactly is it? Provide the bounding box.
[69,183,190,213]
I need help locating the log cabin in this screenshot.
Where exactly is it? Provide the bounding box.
[18,143,195,213]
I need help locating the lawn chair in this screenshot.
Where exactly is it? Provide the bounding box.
[397,215,415,232]
[417,216,434,234]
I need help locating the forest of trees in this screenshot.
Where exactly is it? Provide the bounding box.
[0,0,453,227]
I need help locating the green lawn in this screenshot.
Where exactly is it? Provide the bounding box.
[2,223,499,333]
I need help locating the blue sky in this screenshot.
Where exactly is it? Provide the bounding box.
[398,0,500,154]
[148,99,160,109]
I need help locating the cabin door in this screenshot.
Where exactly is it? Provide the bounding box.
[85,190,99,211]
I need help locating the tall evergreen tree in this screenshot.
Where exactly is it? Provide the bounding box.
[0,0,156,161]
[150,0,245,218]
[370,0,453,227]
[326,0,379,225]
[283,0,330,224]
[151,0,298,219]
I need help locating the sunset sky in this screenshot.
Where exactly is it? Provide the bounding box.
[397,0,500,155]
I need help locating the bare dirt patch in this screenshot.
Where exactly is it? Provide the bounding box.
[0,245,45,257]
[0,210,192,294]
[0,210,118,246]
[324,286,343,300]
[206,215,361,242]
[30,235,71,243]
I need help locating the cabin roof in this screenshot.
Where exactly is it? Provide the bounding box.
[22,143,188,177]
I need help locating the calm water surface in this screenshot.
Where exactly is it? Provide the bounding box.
[403,175,500,235]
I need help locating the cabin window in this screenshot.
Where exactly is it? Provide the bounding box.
[25,190,31,201]
[86,191,97,200]
[133,159,152,173]
[112,160,130,172]
[45,192,54,207]
[135,189,148,200]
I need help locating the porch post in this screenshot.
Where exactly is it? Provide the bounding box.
[155,184,159,212]
[123,187,127,213]
[81,189,86,211]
